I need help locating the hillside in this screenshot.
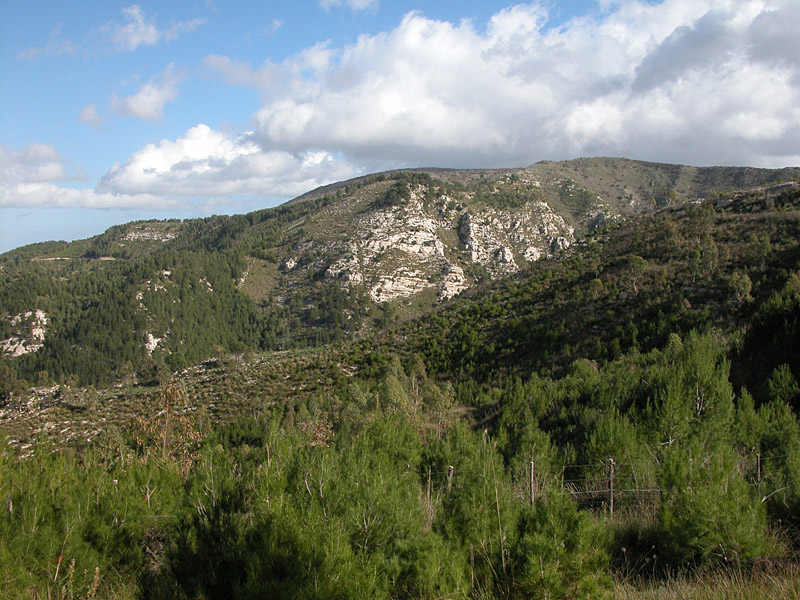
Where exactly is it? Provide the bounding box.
[5,174,800,438]
[2,158,799,390]
[2,160,800,599]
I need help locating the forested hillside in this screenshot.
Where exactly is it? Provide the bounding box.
[2,159,798,392]
[2,163,800,599]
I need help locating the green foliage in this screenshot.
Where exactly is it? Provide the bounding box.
[510,493,612,599]
[728,271,753,304]
[0,359,26,403]
[659,446,771,565]
[3,320,800,595]
[750,400,800,540]
[0,445,182,599]
[648,333,734,449]
[373,180,412,209]
[733,272,800,405]
[768,364,800,405]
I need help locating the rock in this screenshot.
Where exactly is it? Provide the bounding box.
[440,263,468,299]
[1,310,48,357]
[145,332,163,355]
[285,183,574,303]
[494,247,514,264]
[549,236,571,254]
[370,268,431,303]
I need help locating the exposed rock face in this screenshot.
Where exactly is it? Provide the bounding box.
[440,263,468,300]
[145,332,163,355]
[457,203,572,275]
[121,224,177,242]
[288,184,575,303]
[1,310,48,356]
[371,268,429,303]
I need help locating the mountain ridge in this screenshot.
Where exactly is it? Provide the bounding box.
[292,156,800,213]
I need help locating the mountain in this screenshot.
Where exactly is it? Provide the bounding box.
[1,158,798,391]
[3,158,800,599]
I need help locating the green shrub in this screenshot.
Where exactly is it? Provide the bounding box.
[510,492,612,599]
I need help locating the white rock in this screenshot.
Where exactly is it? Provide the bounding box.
[145,333,163,355]
[1,310,48,356]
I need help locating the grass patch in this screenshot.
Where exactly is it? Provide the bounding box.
[614,564,800,600]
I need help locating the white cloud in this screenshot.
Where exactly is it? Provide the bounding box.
[20,6,205,60]
[96,124,361,198]
[19,23,76,61]
[9,0,799,223]
[0,144,83,183]
[0,143,161,210]
[163,16,207,42]
[0,125,361,211]
[102,4,205,52]
[109,5,159,51]
[204,55,282,91]
[112,64,182,121]
[319,0,379,12]
[79,103,104,129]
[206,0,800,168]
[0,183,167,210]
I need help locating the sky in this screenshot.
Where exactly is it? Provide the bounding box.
[1,0,799,253]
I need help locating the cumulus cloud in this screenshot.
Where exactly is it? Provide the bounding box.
[79,104,104,129]
[97,124,361,198]
[0,143,162,210]
[207,0,800,168]
[204,41,334,96]
[112,64,182,121]
[0,125,361,211]
[9,0,800,221]
[745,1,800,72]
[102,4,205,52]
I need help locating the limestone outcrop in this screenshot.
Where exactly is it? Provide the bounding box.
[282,184,577,303]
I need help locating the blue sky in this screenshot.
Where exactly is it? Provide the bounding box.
[2,0,799,253]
